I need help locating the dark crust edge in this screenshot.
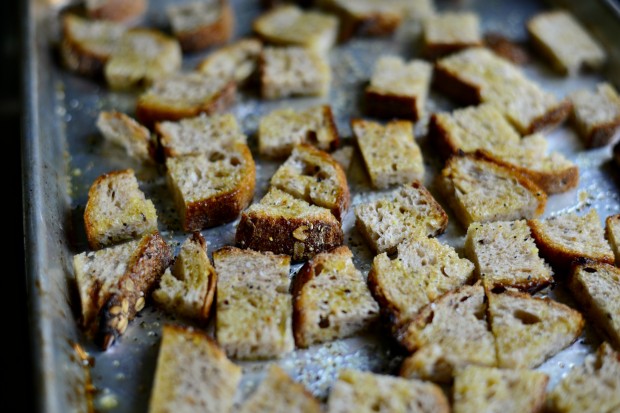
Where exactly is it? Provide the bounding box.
[365,90,420,121]
[174,2,235,52]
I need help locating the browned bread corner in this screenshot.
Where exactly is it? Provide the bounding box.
[167,0,235,52]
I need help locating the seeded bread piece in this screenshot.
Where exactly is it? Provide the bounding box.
[352,119,424,189]
[355,182,448,255]
[235,188,343,261]
[570,83,620,148]
[213,246,294,359]
[327,369,450,413]
[84,169,158,250]
[136,72,236,128]
[318,0,402,41]
[527,10,606,75]
[365,56,432,120]
[465,220,553,292]
[528,209,615,274]
[438,154,546,228]
[73,233,172,349]
[368,237,474,330]
[239,365,322,413]
[606,214,620,264]
[546,342,620,413]
[253,5,338,53]
[167,0,234,52]
[60,14,126,76]
[422,12,483,59]
[260,46,331,99]
[86,0,147,22]
[398,284,497,383]
[156,113,246,159]
[453,366,549,413]
[152,233,216,321]
[96,111,153,162]
[149,324,241,413]
[104,29,182,90]
[166,142,255,231]
[292,246,379,348]
[258,105,339,158]
[487,290,584,369]
[569,262,620,349]
[197,38,262,84]
[271,144,350,221]
[434,47,571,134]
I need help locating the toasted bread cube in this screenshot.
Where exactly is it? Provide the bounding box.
[487,290,584,369]
[453,366,548,413]
[197,38,263,84]
[570,262,620,349]
[546,342,620,413]
[438,155,546,228]
[271,144,350,221]
[84,169,158,250]
[258,105,339,158]
[292,246,379,348]
[260,46,331,99]
[86,0,147,22]
[235,188,343,261]
[136,72,236,128]
[570,83,620,148]
[355,181,448,254]
[104,29,182,90]
[156,113,246,159]
[319,0,402,41]
[96,111,153,162]
[152,233,216,321]
[213,247,294,359]
[365,56,432,120]
[368,237,474,329]
[423,12,482,58]
[166,142,255,231]
[399,284,497,383]
[483,32,530,65]
[327,369,450,413]
[465,220,553,292]
[60,14,126,76]
[528,209,615,274]
[254,5,338,53]
[352,119,424,189]
[527,10,606,75]
[167,0,234,52]
[606,214,620,265]
[73,233,172,348]
[149,325,241,413]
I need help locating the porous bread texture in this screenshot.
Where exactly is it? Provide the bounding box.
[258,105,339,158]
[197,38,262,84]
[352,119,424,189]
[86,0,146,22]
[326,369,450,413]
[238,365,321,413]
[465,220,553,292]
[422,12,482,58]
[96,111,152,162]
[84,169,158,250]
[270,144,350,221]
[452,366,549,413]
[152,233,216,321]
[570,83,620,148]
[438,154,546,228]
[213,247,294,359]
[365,56,432,120]
[487,289,584,369]
[354,181,448,255]
[527,10,606,75]
[546,342,620,413]
[148,324,241,413]
[606,214,620,264]
[253,5,338,53]
[260,46,331,99]
[104,29,182,90]
[398,284,497,383]
[292,246,379,348]
[569,262,620,349]
[317,0,402,41]
[166,142,255,231]
[156,113,246,158]
[167,0,234,52]
[368,237,474,329]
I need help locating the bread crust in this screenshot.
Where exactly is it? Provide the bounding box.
[364,90,420,120]
[87,0,147,22]
[174,1,235,52]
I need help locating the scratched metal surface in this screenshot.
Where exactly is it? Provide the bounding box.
[24,0,620,411]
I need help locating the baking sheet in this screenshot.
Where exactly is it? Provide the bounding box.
[23,0,620,412]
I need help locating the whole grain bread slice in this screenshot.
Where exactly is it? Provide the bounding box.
[167,0,234,52]
[197,38,262,85]
[96,111,154,162]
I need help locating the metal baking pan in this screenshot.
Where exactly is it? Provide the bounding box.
[23,0,620,411]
